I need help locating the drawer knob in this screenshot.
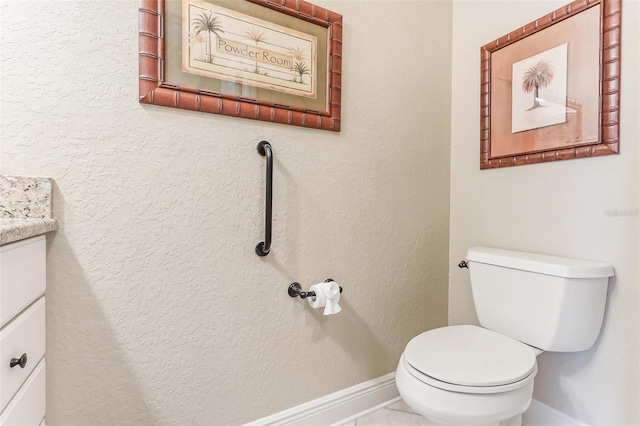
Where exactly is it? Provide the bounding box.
[10,353,28,369]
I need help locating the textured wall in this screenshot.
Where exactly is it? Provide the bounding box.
[0,0,452,424]
[450,1,639,424]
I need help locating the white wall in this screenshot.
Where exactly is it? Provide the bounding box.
[450,1,639,425]
[0,0,452,424]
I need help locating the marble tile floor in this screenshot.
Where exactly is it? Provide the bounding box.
[338,398,434,426]
[339,398,532,426]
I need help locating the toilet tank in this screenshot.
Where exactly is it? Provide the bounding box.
[467,247,614,352]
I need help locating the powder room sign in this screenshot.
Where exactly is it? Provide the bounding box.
[182,0,317,99]
[139,0,343,132]
[479,0,621,169]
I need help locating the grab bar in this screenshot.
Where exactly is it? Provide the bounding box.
[256,141,273,257]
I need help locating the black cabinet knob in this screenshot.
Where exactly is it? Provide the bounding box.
[10,353,27,369]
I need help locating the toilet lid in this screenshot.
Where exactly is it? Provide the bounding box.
[404,325,537,387]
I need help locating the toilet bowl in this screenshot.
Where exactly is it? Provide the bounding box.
[396,247,614,425]
[396,325,537,425]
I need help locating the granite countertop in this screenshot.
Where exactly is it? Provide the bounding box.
[0,219,58,245]
[0,175,58,245]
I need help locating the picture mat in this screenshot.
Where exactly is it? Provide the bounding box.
[182,0,317,98]
[489,5,600,158]
[165,0,328,112]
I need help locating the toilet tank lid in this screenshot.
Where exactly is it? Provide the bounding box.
[467,246,614,278]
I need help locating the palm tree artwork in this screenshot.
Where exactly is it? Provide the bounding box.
[192,12,224,63]
[245,28,267,73]
[521,60,554,110]
[292,61,310,84]
[189,31,208,61]
[288,46,306,82]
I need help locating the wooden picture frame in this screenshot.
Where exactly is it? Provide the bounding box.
[139,0,343,131]
[480,0,621,169]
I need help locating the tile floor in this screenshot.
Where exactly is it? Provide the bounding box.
[340,398,434,426]
[340,398,533,426]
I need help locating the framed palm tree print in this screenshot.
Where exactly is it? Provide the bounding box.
[139,0,343,131]
[480,0,621,169]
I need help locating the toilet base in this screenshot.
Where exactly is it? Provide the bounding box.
[499,414,522,426]
[399,413,521,426]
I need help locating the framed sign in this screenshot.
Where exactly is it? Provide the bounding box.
[480,0,621,169]
[139,0,343,131]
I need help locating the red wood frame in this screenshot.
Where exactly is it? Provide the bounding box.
[139,0,343,131]
[480,0,621,169]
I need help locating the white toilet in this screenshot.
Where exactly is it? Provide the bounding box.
[396,246,614,426]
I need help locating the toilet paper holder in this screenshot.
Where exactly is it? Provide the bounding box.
[288,278,343,299]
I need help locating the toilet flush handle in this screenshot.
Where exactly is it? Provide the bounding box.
[458,260,469,269]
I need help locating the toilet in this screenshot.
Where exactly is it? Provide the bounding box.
[396,246,614,426]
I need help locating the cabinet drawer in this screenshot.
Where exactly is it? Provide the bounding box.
[0,236,46,328]
[0,359,45,426]
[0,297,45,412]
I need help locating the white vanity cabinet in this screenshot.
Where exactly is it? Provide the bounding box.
[0,235,47,426]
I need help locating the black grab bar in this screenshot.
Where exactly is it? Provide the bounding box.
[256,141,273,256]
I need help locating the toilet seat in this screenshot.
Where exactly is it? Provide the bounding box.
[404,325,537,394]
[403,354,537,394]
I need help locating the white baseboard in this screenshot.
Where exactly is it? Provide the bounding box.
[523,399,589,426]
[243,373,399,426]
[244,376,589,426]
